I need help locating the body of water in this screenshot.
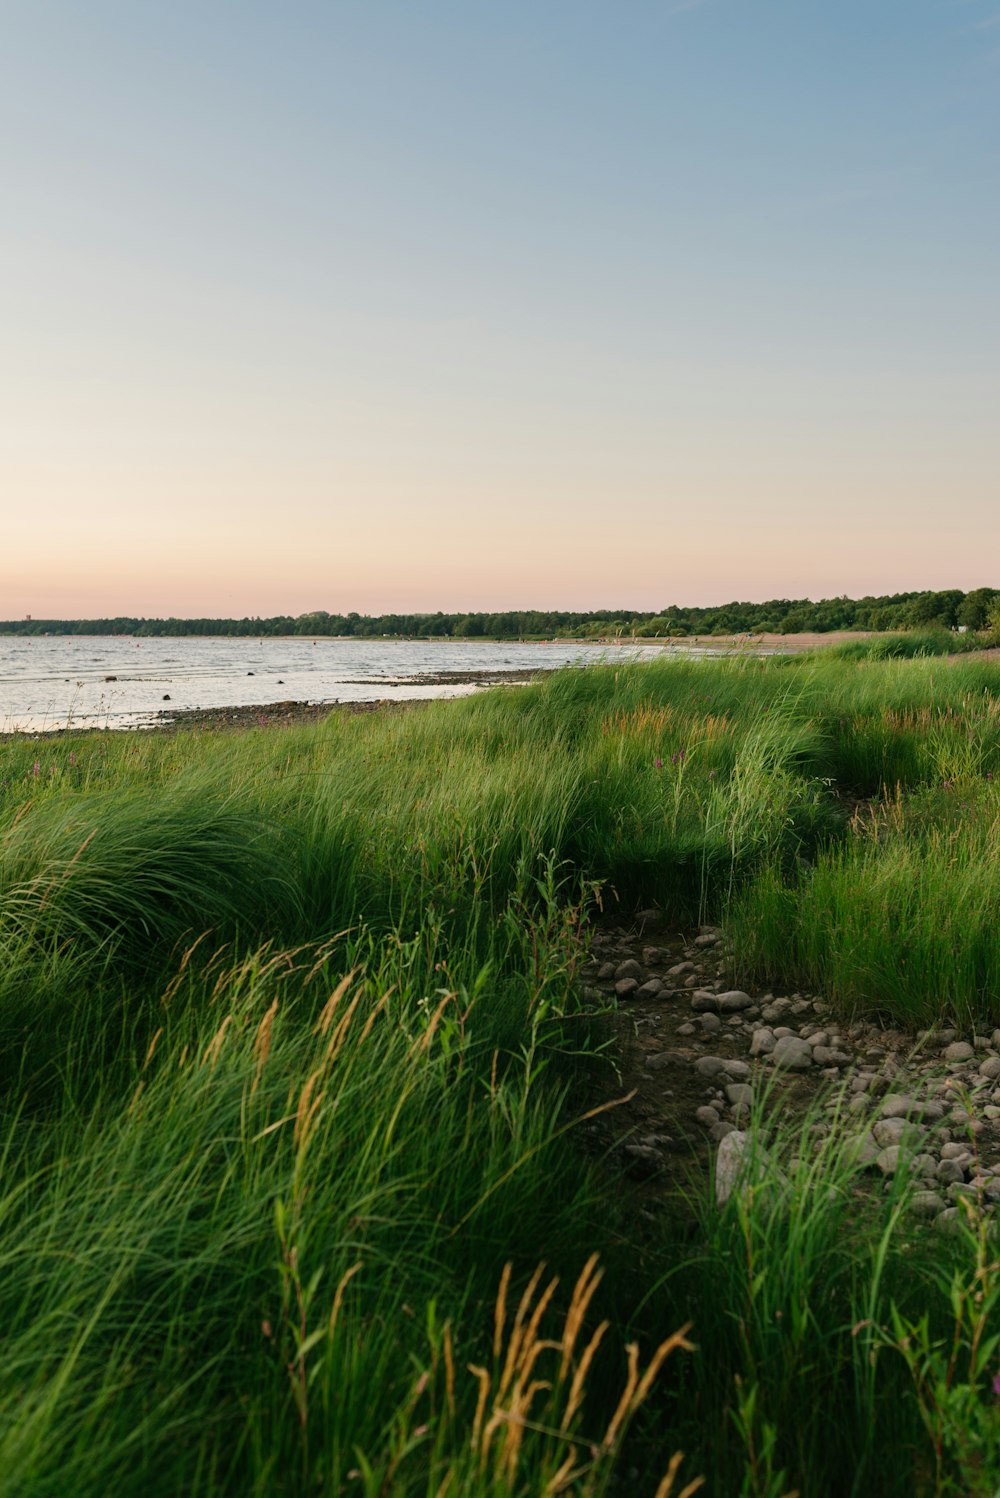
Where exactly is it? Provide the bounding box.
[0,636,673,731]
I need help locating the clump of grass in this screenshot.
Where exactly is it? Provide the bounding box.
[730,783,1000,1027]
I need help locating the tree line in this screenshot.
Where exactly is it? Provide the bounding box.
[2,588,997,639]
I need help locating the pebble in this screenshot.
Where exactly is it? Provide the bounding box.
[698,1013,722,1034]
[725,1083,753,1107]
[717,990,754,1013]
[812,1046,852,1067]
[615,978,639,998]
[873,1118,925,1149]
[721,1060,752,1081]
[636,979,664,999]
[943,1041,975,1063]
[615,959,643,981]
[771,1036,813,1070]
[749,1028,776,1057]
[695,1106,719,1127]
[979,1056,1000,1080]
[690,992,719,1013]
[910,1191,947,1218]
[695,1056,728,1078]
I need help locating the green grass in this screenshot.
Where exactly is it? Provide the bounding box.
[2,649,1000,1492]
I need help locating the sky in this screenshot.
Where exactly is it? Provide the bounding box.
[1,0,998,618]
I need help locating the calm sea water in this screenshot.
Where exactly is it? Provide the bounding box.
[0,636,672,731]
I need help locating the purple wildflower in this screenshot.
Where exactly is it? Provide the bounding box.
[654,758,663,769]
[32,761,40,778]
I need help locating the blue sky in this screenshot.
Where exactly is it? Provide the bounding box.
[2,1,997,615]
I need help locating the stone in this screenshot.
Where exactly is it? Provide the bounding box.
[771,1035,813,1070]
[695,1056,728,1078]
[979,1056,1000,1080]
[943,1041,975,1063]
[694,932,719,947]
[715,1130,761,1205]
[717,990,754,1013]
[812,1046,852,1067]
[615,959,643,981]
[667,961,695,979]
[881,1094,921,1119]
[852,1132,881,1167]
[873,1117,925,1149]
[690,992,719,1013]
[698,1012,722,1033]
[676,1023,696,1036]
[910,1191,947,1218]
[646,1051,682,1072]
[749,1028,776,1057]
[597,962,616,980]
[636,979,664,999]
[709,1121,736,1142]
[725,1083,753,1108]
[876,1146,904,1175]
[615,978,639,998]
[721,1059,752,1081]
[695,1106,719,1127]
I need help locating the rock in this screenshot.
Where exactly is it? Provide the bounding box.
[940,1143,973,1162]
[943,1041,975,1063]
[646,1051,683,1072]
[676,1023,696,1036]
[852,1132,881,1167]
[715,1130,760,1205]
[936,1159,966,1185]
[881,1094,921,1119]
[717,990,754,1013]
[873,1118,925,1149]
[615,978,639,998]
[695,1106,720,1127]
[771,1036,813,1070]
[812,1046,852,1067]
[979,1056,1000,1080]
[691,991,719,1012]
[623,1144,665,1174]
[721,1059,752,1080]
[749,1028,776,1057]
[667,961,695,979]
[912,1154,938,1179]
[876,1146,904,1175]
[597,962,616,980]
[725,1083,753,1108]
[615,959,643,981]
[698,1012,722,1034]
[695,1056,728,1078]
[636,979,664,999]
[910,1191,947,1218]
[642,946,666,964]
[694,933,719,947]
[709,1121,737,1143]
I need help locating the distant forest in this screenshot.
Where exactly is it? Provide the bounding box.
[2,588,998,639]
